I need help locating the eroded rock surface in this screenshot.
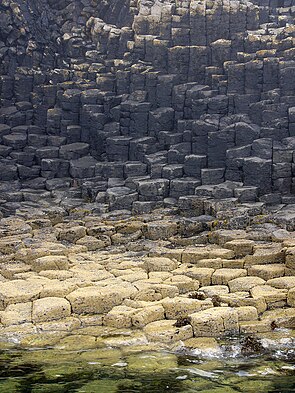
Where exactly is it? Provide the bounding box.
[0,206,294,351]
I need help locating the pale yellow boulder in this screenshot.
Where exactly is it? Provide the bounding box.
[66,286,123,314]
[239,320,271,334]
[248,264,285,280]
[31,255,69,272]
[0,280,42,308]
[40,280,78,298]
[132,305,165,328]
[70,266,114,282]
[0,262,31,279]
[36,317,81,332]
[244,245,285,266]
[251,285,288,303]
[148,272,172,281]
[1,302,32,326]
[261,308,295,328]
[162,296,212,319]
[16,242,68,262]
[224,239,255,257]
[190,307,239,337]
[172,265,214,286]
[143,257,178,272]
[218,292,267,314]
[236,306,258,321]
[199,285,229,297]
[133,282,179,301]
[285,247,295,269]
[222,259,245,269]
[32,297,71,323]
[195,258,223,269]
[182,248,210,263]
[228,276,265,292]
[144,320,193,343]
[267,276,295,290]
[163,275,199,293]
[209,248,235,259]
[212,268,247,285]
[103,306,137,328]
[76,235,111,250]
[149,248,183,262]
[122,272,149,283]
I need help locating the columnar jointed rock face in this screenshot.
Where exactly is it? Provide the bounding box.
[0,0,294,215]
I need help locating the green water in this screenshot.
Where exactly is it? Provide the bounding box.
[0,343,295,393]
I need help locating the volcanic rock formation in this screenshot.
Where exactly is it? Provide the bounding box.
[0,0,294,216]
[1,1,295,350]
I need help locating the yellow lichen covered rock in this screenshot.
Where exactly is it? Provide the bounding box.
[190,307,239,337]
[66,286,123,314]
[32,297,71,323]
[144,319,193,343]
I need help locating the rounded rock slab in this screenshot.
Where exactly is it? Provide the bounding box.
[228,276,266,292]
[32,297,71,323]
[66,286,123,314]
[0,280,43,308]
[143,257,178,272]
[144,319,193,343]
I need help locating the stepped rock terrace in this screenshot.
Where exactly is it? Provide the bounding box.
[0,0,295,354]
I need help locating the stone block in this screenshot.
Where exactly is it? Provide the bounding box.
[32,297,71,323]
[137,178,169,199]
[0,280,43,308]
[132,305,165,328]
[103,306,137,328]
[1,302,32,326]
[224,239,255,257]
[243,157,272,194]
[143,257,178,272]
[190,307,239,337]
[59,143,89,160]
[250,285,288,303]
[201,168,225,185]
[70,156,97,178]
[106,187,138,210]
[162,164,183,179]
[31,256,69,273]
[184,155,207,177]
[149,107,174,132]
[3,133,27,150]
[162,297,212,319]
[66,286,123,314]
[248,264,285,281]
[228,276,266,292]
[144,320,193,343]
[212,269,247,285]
[287,288,295,307]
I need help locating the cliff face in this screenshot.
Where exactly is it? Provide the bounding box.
[0,0,295,214]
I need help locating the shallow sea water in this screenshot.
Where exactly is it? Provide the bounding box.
[0,334,295,393]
